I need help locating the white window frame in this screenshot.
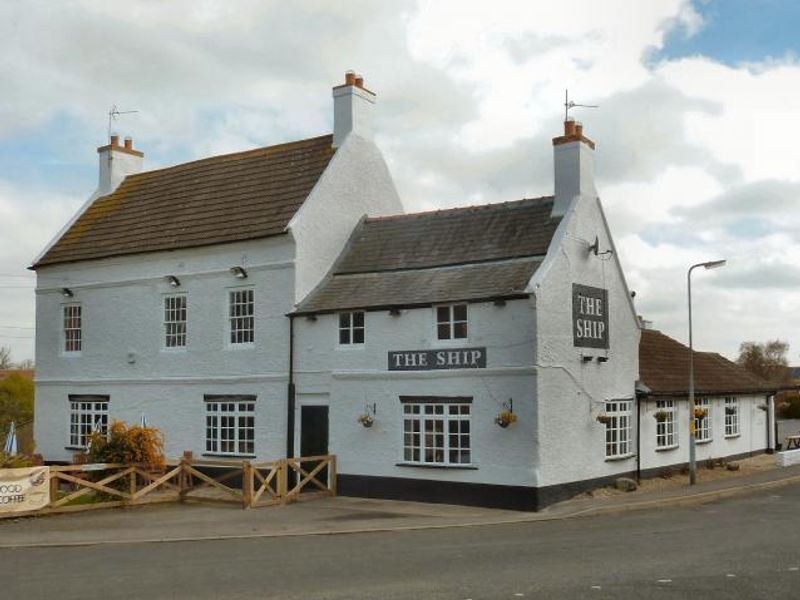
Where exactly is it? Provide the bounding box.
[435,303,468,341]
[401,398,472,466]
[204,395,256,456]
[694,397,712,443]
[163,294,187,350]
[655,399,677,450]
[338,311,365,346]
[604,399,633,459]
[62,303,82,354]
[68,395,108,449]
[724,396,740,438]
[228,288,255,346]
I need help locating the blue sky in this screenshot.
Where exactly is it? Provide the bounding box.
[661,0,800,64]
[0,0,799,364]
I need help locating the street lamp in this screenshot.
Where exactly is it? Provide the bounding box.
[688,259,727,485]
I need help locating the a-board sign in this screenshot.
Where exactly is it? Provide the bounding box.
[573,283,609,349]
[388,347,487,371]
[0,466,50,514]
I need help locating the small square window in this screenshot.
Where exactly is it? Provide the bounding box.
[436,304,468,340]
[339,311,365,345]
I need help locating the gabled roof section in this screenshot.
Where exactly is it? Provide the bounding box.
[34,134,335,268]
[639,329,775,397]
[296,197,560,313]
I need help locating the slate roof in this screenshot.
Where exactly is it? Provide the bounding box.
[638,329,775,397]
[34,134,335,268]
[296,197,560,313]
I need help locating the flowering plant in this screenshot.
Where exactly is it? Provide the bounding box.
[596,414,612,425]
[654,410,669,423]
[357,413,374,428]
[693,407,708,419]
[495,410,517,428]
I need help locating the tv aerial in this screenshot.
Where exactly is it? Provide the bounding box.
[564,90,597,121]
[107,104,139,138]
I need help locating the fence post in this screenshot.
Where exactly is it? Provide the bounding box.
[129,468,137,503]
[278,459,287,505]
[329,455,337,497]
[242,460,253,509]
[49,471,59,507]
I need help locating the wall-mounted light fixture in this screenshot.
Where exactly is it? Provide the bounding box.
[493,299,507,307]
[230,266,248,279]
[306,314,317,322]
[389,307,402,316]
[166,275,181,287]
[597,356,609,363]
[581,354,593,363]
[61,288,73,298]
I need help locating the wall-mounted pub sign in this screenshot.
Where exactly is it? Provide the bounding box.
[572,283,609,349]
[388,347,487,371]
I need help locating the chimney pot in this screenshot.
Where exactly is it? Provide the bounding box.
[355,75,364,88]
[345,70,356,86]
[575,122,583,137]
[564,119,576,136]
[124,137,133,150]
[110,134,120,147]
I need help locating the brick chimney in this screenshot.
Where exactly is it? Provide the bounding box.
[332,70,376,148]
[551,119,596,218]
[96,134,144,196]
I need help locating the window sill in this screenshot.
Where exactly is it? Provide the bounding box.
[655,445,679,452]
[433,338,470,346]
[395,462,478,470]
[62,352,82,358]
[695,438,713,445]
[64,446,87,452]
[160,347,187,353]
[336,344,366,351]
[724,433,741,439]
[202,453,257,459]
[605,453,635,462]
[225,343,255,351]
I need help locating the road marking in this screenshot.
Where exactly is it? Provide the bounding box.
[590,585,602,590]
[513,595,525,597]
[788,567,799,571]
[726,574,736,578]
[656,579,672,584]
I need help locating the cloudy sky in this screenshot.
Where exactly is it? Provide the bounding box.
[1,0,798,365]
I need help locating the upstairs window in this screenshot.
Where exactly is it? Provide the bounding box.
[164,295,187,348]
[724,397,740,437]
[229,289,254,345]
[63,304,82,353]
[339,311,365,345]
[694,398,712,442]
[437,304,468,340]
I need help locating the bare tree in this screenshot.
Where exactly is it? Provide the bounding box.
[0,347,12,370]
[737,340,789,383]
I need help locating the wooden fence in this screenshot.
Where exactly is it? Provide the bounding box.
[0,454,336,519]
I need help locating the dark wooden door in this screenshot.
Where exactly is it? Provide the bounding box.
[300,405,329,490]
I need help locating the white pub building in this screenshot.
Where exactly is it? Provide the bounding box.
[32,73,777,510]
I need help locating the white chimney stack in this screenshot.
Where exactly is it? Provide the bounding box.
[97,134,144,197]
[551,119,596,218]
[332,70,376,148]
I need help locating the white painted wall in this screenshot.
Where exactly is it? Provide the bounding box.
[639,395,768,472]
[294,299,539,486]
[289,133,403,303]
[34,237,296,462]
[531,194,641,488]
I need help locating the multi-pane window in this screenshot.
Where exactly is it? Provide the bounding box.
[205,396,255,455]
[436,304,468,340]
[655,399,677,449]
[724,397,740,437]
[339,311,365,345]
[164,295,187,348]
[229,289,254,345]
[68,395,108,448]
[402,400,471,465]
[694,397,712,442]
[604,399,632,458]
[63,304,82,353]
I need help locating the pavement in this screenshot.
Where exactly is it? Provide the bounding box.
[3,461,800,549]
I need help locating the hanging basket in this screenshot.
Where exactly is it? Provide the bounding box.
[725,406,736,416]
[596,414,612,425]
[495,410,517,429]
[653,410,669,423]
[693,407,708,419]
[357,414,374,428]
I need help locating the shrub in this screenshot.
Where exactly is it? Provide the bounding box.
[0,451,35,469]
[87,420,165,469]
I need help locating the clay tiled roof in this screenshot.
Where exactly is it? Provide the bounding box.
[34,135,335,267]
[639,329,774,396]
[296,197,559,313]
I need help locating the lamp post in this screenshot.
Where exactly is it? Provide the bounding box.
[688,259,727,485]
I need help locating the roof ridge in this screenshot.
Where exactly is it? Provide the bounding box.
[128,133,334,181]
[364,196,554,223]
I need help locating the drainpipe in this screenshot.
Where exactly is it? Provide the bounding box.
[767,393,776,454]
[635,395,642,482]
[286,314,296,459]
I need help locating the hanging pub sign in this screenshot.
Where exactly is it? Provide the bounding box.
[388,347,487,371]
[573,283,609,349]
